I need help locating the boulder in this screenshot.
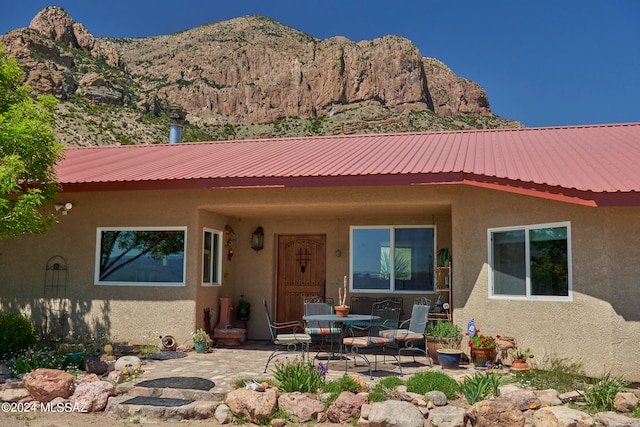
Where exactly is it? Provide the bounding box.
[535,389,563,407]
[114,355,141,372]
[504,389,542,410]
[69,380,115,412]
[278,392,324,422]
[595,411,640,427]
[613,392,639,413]
[225,387,278,422]
[326,391,367,423]
[23,368,74,402]
[426,390,448,406]
[426,405,467,427]
[214,403,233,424]
[367,400,424,427]
[466,397,525,427]
[0,387,31,402]
[532,406,594,427]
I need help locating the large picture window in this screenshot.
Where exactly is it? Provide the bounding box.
[202,228,222,286]
[489,222,571,300]
[95,227,187,286]
[351,226,435,293]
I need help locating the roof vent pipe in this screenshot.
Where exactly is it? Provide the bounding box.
[169,123,183,144]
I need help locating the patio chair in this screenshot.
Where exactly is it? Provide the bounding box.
[262,300,312,373]
[303,296,341,361]
[342,298,402,379]
[380,297,432,368]
[343,296,375,336]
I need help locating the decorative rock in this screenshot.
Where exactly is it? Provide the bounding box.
[84,357,108,375]
[23,368,75,402]
[596,411,640,427]
[426,405,466,427]
[535,389,563,407]
[107,370,124,384]
[360,403,372,419]
[69,380,115,412]
[504,389,542,410]
[533,406,594,427]
[114,355,141,372]
[558,390,584,402]
[225,387,278,422]
[278,392,325,422]
[426,390,448,406]
[0,387,31,402]
[214,403,233,424]
[271,418,287,427]
[466,397,525,427]
[75,373,100,384]
[326,391,367,424]
[613,392,639,413]
[368,400,425,427]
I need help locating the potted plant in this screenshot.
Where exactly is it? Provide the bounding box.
[236,295,251,321]
[508,347,534,372]
[436,339,465,369]
[426,320,463,364]
[468,331,500,368]
[192,328,208,353]
[335,276,350,317]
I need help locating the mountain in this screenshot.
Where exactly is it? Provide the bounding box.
[1,6,522,146]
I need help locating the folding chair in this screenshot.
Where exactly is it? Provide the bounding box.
[380,297,432,368]
[303,296,341,361]
[342,298,402,379]
[262,300,311,373]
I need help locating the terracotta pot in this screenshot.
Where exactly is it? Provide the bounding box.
[510,359,530,372]
[470,347,497,367]
[335,306,350,317]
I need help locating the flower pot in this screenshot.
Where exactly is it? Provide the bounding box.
[510,359,530,372]
[194,341,207,353]
[236,306,250,321]
[470,347,497,368]
[335,306,350,317]
[426,337,462,364]
[437,349,463,369]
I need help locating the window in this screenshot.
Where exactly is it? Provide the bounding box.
[95,227,186,286]
[351,226,435,293]
[489,222,571,300]
[202,228,222,286]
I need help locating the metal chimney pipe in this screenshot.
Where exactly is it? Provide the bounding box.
[169,123,183,144]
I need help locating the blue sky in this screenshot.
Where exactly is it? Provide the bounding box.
[2,1,638,128]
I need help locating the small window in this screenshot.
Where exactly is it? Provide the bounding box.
[489,222,571,300]
[202,228,222,286]
[351,226,435,293]
[95,227,186,286]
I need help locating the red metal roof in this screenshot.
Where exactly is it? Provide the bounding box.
[57,122,640,206]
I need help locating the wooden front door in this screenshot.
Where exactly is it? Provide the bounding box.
[276,235,326,324]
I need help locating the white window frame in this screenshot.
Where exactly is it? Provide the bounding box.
[202,228,223,287]
[95,226,187,286]
[349,225,437,294]
[488,221,572,301]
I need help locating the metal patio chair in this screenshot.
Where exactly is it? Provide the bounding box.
[380,297,432,367]
[262,300,312,373]
[303,296,341,361]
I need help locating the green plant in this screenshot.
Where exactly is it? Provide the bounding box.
[459,372,502,404]
[272,358,324,393]
[6,346,71,376]
[427,320,462,339]
[468,333,499,349]
[584,372,628,413]
[514,355,587,393]
[237,295,251,309]
[509,347,534,360]
[192,328,208,342]
[378,376,405,389]
[0,312,38,361]
[405,371,459,399]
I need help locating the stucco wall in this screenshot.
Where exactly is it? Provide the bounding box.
[451,186,640,381]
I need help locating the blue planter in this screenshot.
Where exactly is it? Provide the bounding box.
[437,350,462,369]
[194,341,207,353]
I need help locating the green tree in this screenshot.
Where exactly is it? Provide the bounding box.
[0,44,63,239]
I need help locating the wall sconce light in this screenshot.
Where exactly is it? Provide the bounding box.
[55,202,73,215]
[251,226,264,251]
[335,249,342,257]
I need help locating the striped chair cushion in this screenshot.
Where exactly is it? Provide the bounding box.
[274,333,312,345]
[343,336,393,347]
[380,329,424,340]
[305,327,341,335]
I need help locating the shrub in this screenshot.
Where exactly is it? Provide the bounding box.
[6,346,70,377]
[0,312,37,360]
[405,371,459,399]
[584,372,628,413]
[272,358,324,393]
[459,372,502,404]
[321,375,363,408]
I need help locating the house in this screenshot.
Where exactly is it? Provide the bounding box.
[1,122,639,381]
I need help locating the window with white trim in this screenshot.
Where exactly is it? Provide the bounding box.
[350,226,435,293]
[202,228,222,286]
[95,227,186,286]
[489,222,571,300]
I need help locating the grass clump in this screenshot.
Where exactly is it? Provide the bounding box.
[514,355,587,393]
[272,358,324,393]
[459,372,502,404]
[584,372,628,413]
[405,371,459,399]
